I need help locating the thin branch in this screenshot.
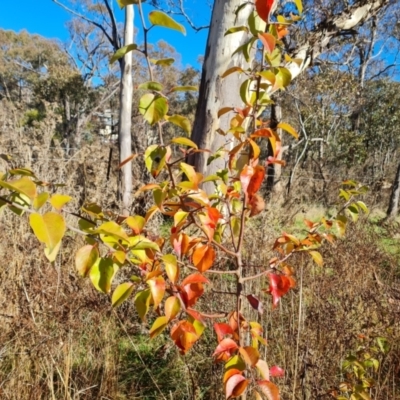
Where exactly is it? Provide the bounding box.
[52,0,117,50]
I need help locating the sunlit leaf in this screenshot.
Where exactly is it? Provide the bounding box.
[270,365,285,377]
[213,338,239,356]
[135,289,152,321]
[33,192,49,210]
[148,276,166,309]
[309,250,323,266]
[50,194,72,211]
[255,0,278,22]
[169,85,198,92]
[125,215,145,234]
[192,244,216,272]
[239,346,259,367]
[89,257,117,294]
[257,380,280,400]
[139,93,169,125]
[29,212,66,253]
[225,26,249,36]
[112,282,135,307]
[171,136,198,148]
[144,145,168,178]
[214,323,234,342]
[167,115,192,135]
[110,44,138,64]
[0,176,37,199]
[165,296,181,321]
[75,245,99,277]
[258,32,276,53]
[150,57,175,66]
[149,316,168,339]
[277,122,298,139]
[268,273,292,308]
[149,11,186,34]
[96,221,129,243]
[162,254,179,283]
[225,374,248,399]
[138,81,163,91]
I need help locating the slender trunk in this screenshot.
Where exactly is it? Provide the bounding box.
[118,5,134,215]
[386,162,400,220]
[190,0,253,193]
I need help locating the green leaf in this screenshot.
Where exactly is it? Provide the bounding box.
[149,316,168,339]
[167,115,192,135]
[139,93,169,125]
[135,289,151,321]
[144,145,168,178]
[29,212,66,253]
[138,81,164,91]
[110,44,138,64]
[225,26,249,36]
[149,11,186,35]
[75,245,99,277]
[112,282,135,307]
[376,337,389,354]
[248,11,266,36]
[171,136,197,148]
[129,235,160,252]
[356,201,369,214]
[169,86,198,92]
[274,67,292,89]
[89,257,117,294]
[150,57,175,66]
[33,192,49,210]
[9,168,36,177]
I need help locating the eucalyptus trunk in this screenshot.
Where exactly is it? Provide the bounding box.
[386,162,400,220]
[118,5,134,215]
[190,0,252,193]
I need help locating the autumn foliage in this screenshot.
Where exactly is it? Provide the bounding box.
[0,1,372,399]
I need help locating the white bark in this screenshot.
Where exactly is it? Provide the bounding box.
[190,0,253,193]
[191,0,389,186]
[119,5,134,215]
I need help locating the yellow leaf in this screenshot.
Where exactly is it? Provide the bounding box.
[309,250,323,266]
[112,282,135,307]
[50,194,72,211]
[149,316,168,339]
[29,212,66,252]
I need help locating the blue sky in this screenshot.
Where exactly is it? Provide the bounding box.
[0,0,210,68]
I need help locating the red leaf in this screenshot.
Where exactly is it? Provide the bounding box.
[214,323,234,342]
[255,0,279,22]
[225,374,248,399]
[213,338,239,356]
[270,365,285,377]
[182,282,204,307]
[246,294,264,315]
[268,273,292,308]
[257,380,280,400]
[247,165,265,199]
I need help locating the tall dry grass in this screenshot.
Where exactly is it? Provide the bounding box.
[0,101,399,399]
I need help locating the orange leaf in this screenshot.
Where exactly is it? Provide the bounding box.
[258,380,280,400]
[171,320,199,354]
[148,277,165,309]
[182,282,204,307]
[240,165,254,195]
[225,374,248,399]
[249,194,265,217]
[192,244,216,272]
[223,369,243,384]
[258,32,276,53]
[239,346,260,367]
[118,153,138,169]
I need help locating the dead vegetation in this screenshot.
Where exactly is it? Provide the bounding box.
[0,102,399,399]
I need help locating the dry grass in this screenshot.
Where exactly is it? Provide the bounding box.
[0,103,399,399]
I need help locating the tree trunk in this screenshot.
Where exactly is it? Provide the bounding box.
[386,161,400,220]
[118,5,134,216]
[190,0,253,193]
